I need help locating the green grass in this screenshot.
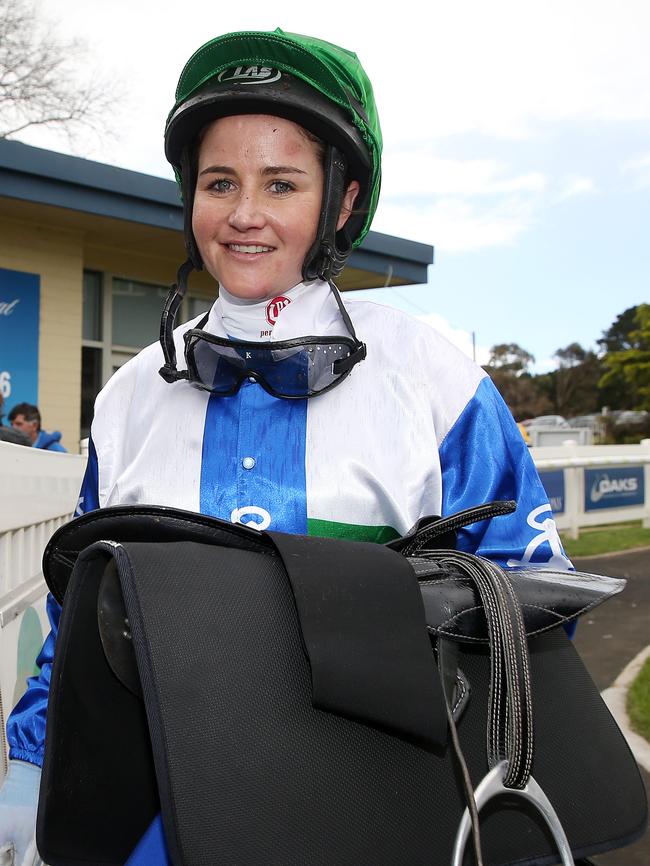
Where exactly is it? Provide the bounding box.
[560,520,650,558]
[627,657,650,742]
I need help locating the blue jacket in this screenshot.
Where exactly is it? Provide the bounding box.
[34,429,67,452]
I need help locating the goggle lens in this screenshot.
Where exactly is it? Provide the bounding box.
[186,334,358,399]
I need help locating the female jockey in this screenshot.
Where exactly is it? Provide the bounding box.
[0,27,567,865]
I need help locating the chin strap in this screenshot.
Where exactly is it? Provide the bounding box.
[159,259,194,383]
[180,146,204,271]
[303,145,352,282]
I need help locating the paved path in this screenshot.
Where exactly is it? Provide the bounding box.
[572,548,649,866]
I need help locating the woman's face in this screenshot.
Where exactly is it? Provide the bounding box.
[192,114,358,299]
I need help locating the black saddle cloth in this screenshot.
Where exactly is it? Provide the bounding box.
[37,512,647,866]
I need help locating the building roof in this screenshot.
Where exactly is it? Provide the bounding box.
[0,138,433,289]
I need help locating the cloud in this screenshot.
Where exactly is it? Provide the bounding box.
[557,176,597,200]
[374,0,650,144]
[374,193,537,253]
[375,150,599,253]
[620,153,650,189]
[381,151,547,198]
[373,149,546,251]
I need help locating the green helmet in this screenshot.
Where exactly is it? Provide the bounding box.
[164,28,382,280]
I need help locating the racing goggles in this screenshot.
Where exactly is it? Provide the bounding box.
[159,264,366,399]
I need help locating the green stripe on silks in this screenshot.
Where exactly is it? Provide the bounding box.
[307,518,400,544]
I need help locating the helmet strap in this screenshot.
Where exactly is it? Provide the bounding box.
[180,145,204,271]
[302,145,352,282]
[159,258,194,383]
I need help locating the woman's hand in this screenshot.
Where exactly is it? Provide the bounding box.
[0,761,41,866]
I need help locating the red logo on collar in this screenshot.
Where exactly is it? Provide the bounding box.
[265,295,291,325]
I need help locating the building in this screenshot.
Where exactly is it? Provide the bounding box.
[0,139,433,451]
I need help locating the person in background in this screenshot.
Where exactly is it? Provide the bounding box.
[8,403,66,452]
[0,394,30,446]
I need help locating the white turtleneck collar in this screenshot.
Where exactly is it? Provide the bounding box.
[218,282,312,341]
[204,279,345,343]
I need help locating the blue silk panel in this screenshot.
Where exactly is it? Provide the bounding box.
[200,380,308,534]
[439,377,570,568]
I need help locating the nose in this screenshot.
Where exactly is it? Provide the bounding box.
[228,190,266,232]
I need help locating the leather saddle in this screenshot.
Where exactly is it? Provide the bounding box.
[36,504,647,866]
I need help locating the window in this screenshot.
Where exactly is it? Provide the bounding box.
[81,271,104,439]
[112,278,169,349]
[80,270,213,439]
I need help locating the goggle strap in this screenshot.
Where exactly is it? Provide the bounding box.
[332,342,367,375]
[327,282,367,376]
[327,279,360,342]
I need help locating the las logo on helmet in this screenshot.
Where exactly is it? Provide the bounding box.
[217,67,281,84]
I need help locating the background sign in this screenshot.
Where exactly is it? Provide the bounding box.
[0,267,40,417]
[540,470,565,514]
[584,466,645,511]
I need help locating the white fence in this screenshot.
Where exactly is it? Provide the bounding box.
[0,442,86,778]
[531,440,650,539]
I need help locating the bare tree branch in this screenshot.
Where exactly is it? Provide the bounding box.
[0,0,122,143]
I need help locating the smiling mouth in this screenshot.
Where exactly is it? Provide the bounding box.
[227,243,274,254]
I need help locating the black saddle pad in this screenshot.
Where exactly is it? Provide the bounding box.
[38,537,647,866]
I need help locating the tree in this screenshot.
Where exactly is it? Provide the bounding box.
[483,343,552,420]
[0,0,118,141]
[487,343,535,375]
[596,305,642,409]
[598,305,640,354]
[600,304,650,411]
[548,342,602,417]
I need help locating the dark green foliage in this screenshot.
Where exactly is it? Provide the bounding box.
[484,306,650,437]
[600,304,650,412]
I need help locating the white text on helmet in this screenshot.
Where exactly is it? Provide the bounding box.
[217,67,281,85]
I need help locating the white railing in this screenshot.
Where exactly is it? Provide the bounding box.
[0,442,86,778]
[531,440,650,539]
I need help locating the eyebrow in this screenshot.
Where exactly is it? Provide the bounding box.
[198,164,308,177]
[262,165,307,176]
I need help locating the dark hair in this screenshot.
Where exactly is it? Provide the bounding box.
[8,402,41,429]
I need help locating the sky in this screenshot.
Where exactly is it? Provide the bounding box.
[15,0,650,370]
